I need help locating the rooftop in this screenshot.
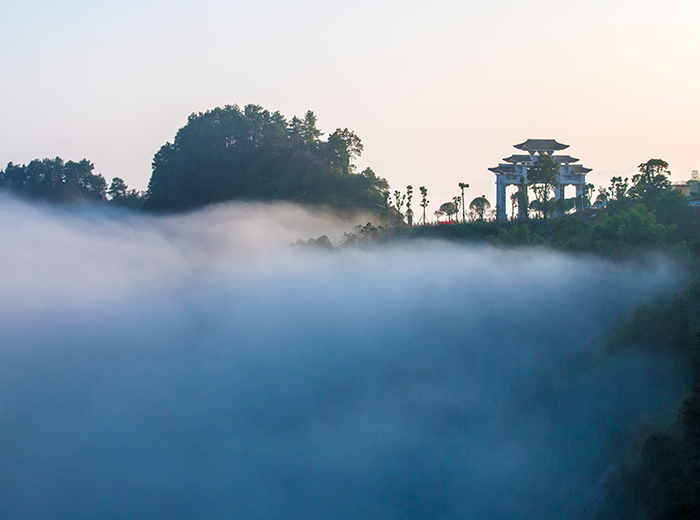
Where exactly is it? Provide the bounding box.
[513,139,569,153]
[488,164,517,174]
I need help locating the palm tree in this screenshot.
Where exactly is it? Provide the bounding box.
[459,182,469,223]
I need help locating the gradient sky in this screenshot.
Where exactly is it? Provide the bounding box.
[2,0,699,214]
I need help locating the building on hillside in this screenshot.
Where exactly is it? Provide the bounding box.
[489,139,591,220]
[672,178,699,198]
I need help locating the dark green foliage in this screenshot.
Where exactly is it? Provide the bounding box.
[293,235,334,250]
[605,279,700,355]
[604,159,693,234]
[597,288,700,519]
[437,201,458,222]
[0,157,108,203]
[591,205,674,254]
[549,215,591,251]
[469,195,491,221]
[108,177,147,209]
[600,380,700,519]
[405,185,414,226]
[527,154,559,224]
[650,188,694,234]
[419,186,428,224]
[486,224,544,246]
[549,205,677,257]
[629,159,671,205]
[144,104,387,212]
[340,222,383,246]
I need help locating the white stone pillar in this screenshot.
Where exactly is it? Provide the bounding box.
[496,182,506,220]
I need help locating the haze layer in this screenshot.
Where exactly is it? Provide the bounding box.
[0,196,684,519]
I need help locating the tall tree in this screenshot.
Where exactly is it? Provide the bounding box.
[393,189,406,224]
[581,182,595,209]
[419,186,429,224]
[405,185,414,226]
[629,159,671,205]
[527,154,559,226]
[108,177,146,209]
[458,182,469,223]
[511,190,527,219]
[453,195,462,222]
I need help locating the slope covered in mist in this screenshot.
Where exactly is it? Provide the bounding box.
[0,195,687,519]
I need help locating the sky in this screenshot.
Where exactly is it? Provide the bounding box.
[1,0,699,214]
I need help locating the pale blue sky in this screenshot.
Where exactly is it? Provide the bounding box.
[2,0,699,211]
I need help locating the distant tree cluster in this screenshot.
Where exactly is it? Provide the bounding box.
[144,104,388,212]
[0,158,107,203]
[0,157,145,208]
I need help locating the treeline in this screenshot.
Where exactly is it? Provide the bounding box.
[398,159,697,260]
[0,104,389,214]
[300,159,699,261]
[0,157,146,208]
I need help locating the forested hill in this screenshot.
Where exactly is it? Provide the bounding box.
[144,104,388,212]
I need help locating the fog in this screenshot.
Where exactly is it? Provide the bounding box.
[0,195,687,519]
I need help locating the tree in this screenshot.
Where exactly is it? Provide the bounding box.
[458,182,469,223]
[327,127,363,175]
[419,186,429,224]
[529,199,544,219]
[108,177,128,200]
[453,195,462,222]
[393,190,406,225]
[510,190,527,219]
[469,195,491,221]
[527,154,559,226]
[629,159,671,206]
[576,183,595,210]
[595,185,609,205]
[108,177,146,209]
[609,176,630,201]
[438,201,458,222]
[340,222,381,247]
[405,185,414,226]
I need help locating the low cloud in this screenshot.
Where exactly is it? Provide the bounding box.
[0,195,685,519]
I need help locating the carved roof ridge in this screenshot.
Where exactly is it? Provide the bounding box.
[513,139,569,152]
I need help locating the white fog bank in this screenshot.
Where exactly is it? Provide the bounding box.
[0,196,686,519]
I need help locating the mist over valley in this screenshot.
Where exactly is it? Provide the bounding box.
[0,196,688,519]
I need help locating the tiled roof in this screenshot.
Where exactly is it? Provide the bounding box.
[488,164,517,174]
[513,139,569,152]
